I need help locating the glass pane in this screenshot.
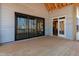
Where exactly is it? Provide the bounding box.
[37,19,44,36]
[15,12,44,40]
[40,20,43,32]
[16,17,27,40]
[77,17,79,32]
[26,19,28,33]
[31,19,34,36]
[17,17,26,33]
[53,21,58,35]
[59,21,64,34]
[28,19,37,37]
[33,19,37,36]
[28,19,32,37]
[37,21,40,32]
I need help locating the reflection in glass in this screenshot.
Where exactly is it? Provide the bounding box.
[17,17,26,33]
[16,17,28,40]
[26,19,28,33]
[28,19,37,37]
[76,17,79,32]
[15,12,44,40]
[59,21,64,34]
[53,21,58,35]
[28,19,32,38]
[37,19,44,35]
[33,19,37,36]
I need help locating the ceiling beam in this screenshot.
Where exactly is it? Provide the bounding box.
[44,3,73,11]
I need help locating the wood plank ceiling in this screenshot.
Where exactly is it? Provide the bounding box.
[45,3,73,11]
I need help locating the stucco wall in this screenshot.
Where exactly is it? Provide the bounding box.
[0,3,76,43]
[0,4,1,42]
[50,5,76,40]
[0,3,50,43]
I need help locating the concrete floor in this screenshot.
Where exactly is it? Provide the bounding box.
[0,36,79,56]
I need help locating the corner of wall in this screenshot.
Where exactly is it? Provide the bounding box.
[0,3,2,43]
[72,6,77,40]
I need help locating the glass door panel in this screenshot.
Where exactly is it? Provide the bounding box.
[15,12,45,40]
[39,20,44,35]
[16,17,28,40]
[37,20,40,36]
[32,19,37,37]
[37,19,44,36]
[53,21,58,36]
[59,21,64,35]
[26,19,29,38]
[28,19,32,38]
[58,17,65,37]
[31,19,34,37]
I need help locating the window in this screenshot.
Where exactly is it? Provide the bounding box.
[15,12,45,41]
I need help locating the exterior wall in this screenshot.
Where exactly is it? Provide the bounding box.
[0,4,1,42]
[0,3,50,43]
[72,6,76,40]
[0,3,76,43]
[49,5,76,40]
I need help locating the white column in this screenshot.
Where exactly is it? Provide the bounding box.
[76,16,79,40]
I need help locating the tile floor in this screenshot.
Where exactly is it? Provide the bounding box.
[0,36,79,56]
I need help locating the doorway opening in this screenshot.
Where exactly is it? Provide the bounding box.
[53,18,58,36]
[53,17,66,38]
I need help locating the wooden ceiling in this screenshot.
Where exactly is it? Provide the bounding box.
[45,3,73,11]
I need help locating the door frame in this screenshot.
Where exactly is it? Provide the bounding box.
[15,12,45,41]
[58,17,66,37]
[52,18,58,36]
[53,16,66,38]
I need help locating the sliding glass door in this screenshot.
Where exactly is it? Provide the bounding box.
[16,17,28,40]
[32,19,37,37]
[37,19,44,36]
[28,19,38,38]
[15,12,45,41]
